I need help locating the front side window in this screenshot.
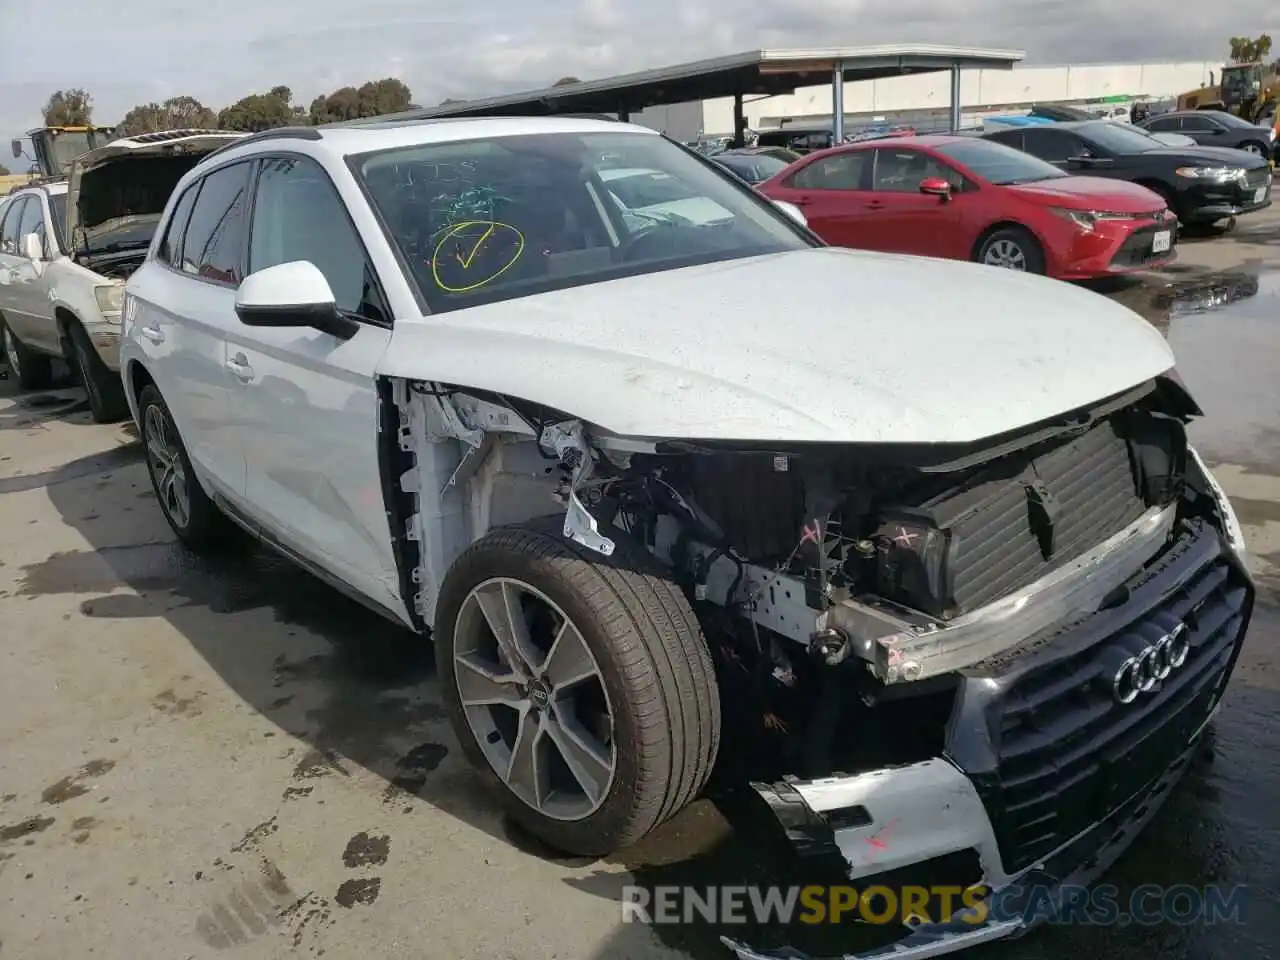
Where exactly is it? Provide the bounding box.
[353,130,812,314]
[0,197,28,254]
[871,149,966,192]
[1146,116,1180,132]
[17,194,45,252]
[249,156,388,323]
[789,152,867,190]
[1181,114,1219,132]
[179,161,251,284]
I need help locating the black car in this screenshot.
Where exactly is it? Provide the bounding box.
[983,120,1272,226]
[1137,110,1274,160]
[709,148,795,185]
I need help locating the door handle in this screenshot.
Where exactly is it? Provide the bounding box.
[225,354,255,382]
[865,201,885,210]
[792,195,814,205]
[139,325,164,344]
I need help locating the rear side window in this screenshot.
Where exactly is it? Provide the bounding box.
[1145,116,1180,133]
[789,153,867,190]
[178,161,252,284]
[158,183,200,268]
[0,197,28,254]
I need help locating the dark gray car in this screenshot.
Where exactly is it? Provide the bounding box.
[1137,110,1274,160]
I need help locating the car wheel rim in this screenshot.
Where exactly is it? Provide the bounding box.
[454,577,616,821]
[3,329,21,378]
[1245,143,1263,155]
[144,404,191,530]
[983,239,1027,270]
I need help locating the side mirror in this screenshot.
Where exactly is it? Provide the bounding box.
[10,139,21,161]
[918,177,952,199]
[20,232,44,261]
[234,261,356,339]
[771,199,807,227]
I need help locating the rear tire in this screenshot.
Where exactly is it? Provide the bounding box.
[434,517,720,857]
[1,317,53,390]
[67,322,128,423]
[975,226,1045,274]
[136,384,240,552]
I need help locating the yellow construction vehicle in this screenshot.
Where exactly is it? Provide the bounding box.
[1177,62,1279,122]
[9,124,116,180]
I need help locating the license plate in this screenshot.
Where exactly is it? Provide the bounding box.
[1152,230,1171,254]
[1255,186,1267,203]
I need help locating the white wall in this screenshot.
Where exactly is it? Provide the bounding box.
[630,101,704,141]
[697,61,1224,135]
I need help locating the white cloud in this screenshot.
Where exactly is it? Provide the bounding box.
[0,0,1275,147]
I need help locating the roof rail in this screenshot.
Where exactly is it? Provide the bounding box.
[204,125,322,160]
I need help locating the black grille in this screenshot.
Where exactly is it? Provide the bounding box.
[1109,223,1177,268]
[1244,167,1271,190]
[970,521,1249,873]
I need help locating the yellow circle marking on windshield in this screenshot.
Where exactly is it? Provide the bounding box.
[431,220,525,293]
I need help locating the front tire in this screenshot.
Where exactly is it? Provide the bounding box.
[1,317,53,390]
[137,384,239,551]
[1241,140,1269,158]
[435,518,720,857]
[67,322,128,423]
[976,226,1045,274]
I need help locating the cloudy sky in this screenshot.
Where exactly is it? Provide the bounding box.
[0,0,1275,149]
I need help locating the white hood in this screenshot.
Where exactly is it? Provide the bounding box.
[380,247,1176,445]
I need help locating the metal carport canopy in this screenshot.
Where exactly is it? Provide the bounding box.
[380,44,1025,139]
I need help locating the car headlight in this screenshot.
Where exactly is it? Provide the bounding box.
[1189,446,1246,558]
[1048,208,1138,231]
[1175,166,1245,181]
[94,283,124,315]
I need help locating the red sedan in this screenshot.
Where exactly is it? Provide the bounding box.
[757,135,1178,278]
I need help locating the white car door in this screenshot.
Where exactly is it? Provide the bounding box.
[226,154,399,611]
[0,196,45,346]
[125,160,254,502]
[10,191,59,353]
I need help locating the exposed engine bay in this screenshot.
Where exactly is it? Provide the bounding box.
[386,374,1228,787]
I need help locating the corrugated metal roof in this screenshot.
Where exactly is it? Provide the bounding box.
[374,44,1025,120]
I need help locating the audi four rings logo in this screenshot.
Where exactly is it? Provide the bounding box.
[1109,622,1191,704]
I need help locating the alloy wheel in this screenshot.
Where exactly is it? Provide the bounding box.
[143,404,191,530]
[983,239,1027,270]
[453,577,616,821]
[1244,143,1265,155]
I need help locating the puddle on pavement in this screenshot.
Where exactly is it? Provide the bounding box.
[1114,266,1279,474]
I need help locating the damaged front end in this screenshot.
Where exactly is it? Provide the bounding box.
[387,373,1252,960]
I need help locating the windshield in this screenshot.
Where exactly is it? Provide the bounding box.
[354,130,811,314]
[1214,111,1259,129]
[713,153,790,183]
[1223,67,1259,97]
[1077,121,1161,154]
[934,139,1068,185]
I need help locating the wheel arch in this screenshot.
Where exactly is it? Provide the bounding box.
[970,219,1046,262]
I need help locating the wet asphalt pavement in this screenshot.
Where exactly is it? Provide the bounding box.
[1,213,1279,960]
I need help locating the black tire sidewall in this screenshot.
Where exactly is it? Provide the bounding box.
[434,532,651,856]
[137,384,201,539]
[1,318,52,390]
[68,323,126,422]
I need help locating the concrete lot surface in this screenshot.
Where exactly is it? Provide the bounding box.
[2,210,1280,960]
